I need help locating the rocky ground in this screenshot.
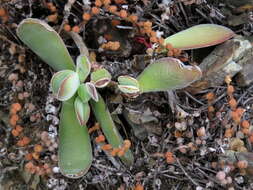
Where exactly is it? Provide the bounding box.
[1,0,253,189]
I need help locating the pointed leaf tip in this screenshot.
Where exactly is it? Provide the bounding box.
[86,82,99,102]
[74,97,90,126]
[76,55,91,82]
[164,24,235,50]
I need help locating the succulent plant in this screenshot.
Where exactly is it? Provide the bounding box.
[118,24,235,96]
[17,18,134,178]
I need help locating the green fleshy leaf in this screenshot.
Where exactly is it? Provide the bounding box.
[90,68,111,88]
[59,97,92,178]
[50,70,80,101]
[17,18,75,71]
[76,55,91,82]
[90,95,134,166]
[164,24,235,50]
[77,84,91,103]
[118,85,140,94]
[74,97,90,126]
[118,76,139,88]
[86,82,99,102]
[137,57,202,93]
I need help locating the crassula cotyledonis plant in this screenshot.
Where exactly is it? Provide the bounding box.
[50,55,112,125]
[118,24,235,96]
[17,18,133,178]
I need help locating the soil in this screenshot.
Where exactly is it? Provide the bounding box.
[0,0,253,190]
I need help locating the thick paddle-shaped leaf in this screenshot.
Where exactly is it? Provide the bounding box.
[90,95,134,166]
[137,57,202,93]
[59,97,92,178]
[164,24,235,50]
[17,18,75,71]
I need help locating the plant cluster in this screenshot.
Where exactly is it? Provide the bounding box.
[16,15,235,179]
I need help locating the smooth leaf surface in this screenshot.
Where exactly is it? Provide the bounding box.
[86,82,99,102]
[118,76,139,88]
[137,57,202,93]
[74,97,90,126]
[90,95,134,166]
[164,24,235,50]
[59,97,92,178]
[17,18,75,71]
[78,84,91,103]
[91,68,111,88]
[50,70,80,101]
[76,55,91,82]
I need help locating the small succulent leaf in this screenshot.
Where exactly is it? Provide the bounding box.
[74,97,90,126]
[76,55,91,82]
[77,84,91,103]
[118,76,139,88]
[118,85,140,94]
[17,18,75,71]
[86,82,99,102]
[51,70,73,95]
[164,24,235,50]
[90,94,134,166]
[59,97,92,178]
[50,70,80,101]
[137,57,202,93]
[90,68,112,88]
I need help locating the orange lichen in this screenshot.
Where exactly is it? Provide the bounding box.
[165,152,175,164]
[117,149,125,157]
[150,36,158,43]
[15,125,23,132]
[101,41,120,51]
[32,152,40,160]
[241,120,250,128]
[205,92,215,101]
[208,106,215,113]
[128,14,138,23]
[237,160,248,169]
[111,19,121,26]
[103,0,111,6]
[25,153,33,161]
[224,128,234,138]
[174,130,182,138]
[34,144,43,153]
[114,0,126,3]
[95,135,105,143]
[91,7,100,15]
[11,129,19,137]
[119,9,128,18]
[0,7,6,17]
[228,98,237,110]
[63,24,71,32]
[88,123,100,133]
[82,13,91,21]
[11,103,22,112]
[134,184,144,190]
[101,144,112,151]
[95,0,102,7]
[227,85,235,95]
[110,148,120,156]
[72,25,80,33]
[108,5,117,13]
